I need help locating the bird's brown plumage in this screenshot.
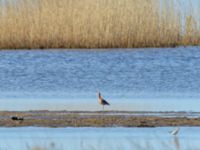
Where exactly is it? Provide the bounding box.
[98,92,110,109]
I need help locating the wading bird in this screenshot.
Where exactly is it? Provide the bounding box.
[97,92,110,111]
[11,116,24,121]
[170,127,180,136]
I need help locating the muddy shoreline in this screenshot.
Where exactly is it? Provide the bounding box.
[0,111,200,127]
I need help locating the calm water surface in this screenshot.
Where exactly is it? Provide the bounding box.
[0,127,199,150]
[0,47,200,111]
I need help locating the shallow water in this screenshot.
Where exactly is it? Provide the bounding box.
[0,47,200,111]
[0,127,199,150]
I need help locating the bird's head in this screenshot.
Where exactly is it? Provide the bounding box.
[97,91,101,98]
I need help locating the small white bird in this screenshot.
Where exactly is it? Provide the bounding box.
[170,127,180,136]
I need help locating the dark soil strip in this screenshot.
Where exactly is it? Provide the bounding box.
[0,111,200,127]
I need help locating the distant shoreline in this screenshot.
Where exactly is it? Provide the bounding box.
[1,111,200,127]
[0,45,199,51]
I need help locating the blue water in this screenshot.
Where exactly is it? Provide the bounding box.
[0,127,199,150]
[0,47,200,111]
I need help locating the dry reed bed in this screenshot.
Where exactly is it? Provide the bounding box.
[0,0,199,49]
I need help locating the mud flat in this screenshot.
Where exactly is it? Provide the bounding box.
[0,111,200,127]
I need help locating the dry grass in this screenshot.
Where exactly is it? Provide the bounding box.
[0,0,199,49]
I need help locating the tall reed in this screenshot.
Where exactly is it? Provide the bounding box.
[0,0,199,49]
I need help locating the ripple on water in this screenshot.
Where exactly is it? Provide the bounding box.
[0,47,200,111]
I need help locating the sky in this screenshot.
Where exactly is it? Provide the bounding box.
[0,0,200,16]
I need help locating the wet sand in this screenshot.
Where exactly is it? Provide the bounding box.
[1,111,200,127]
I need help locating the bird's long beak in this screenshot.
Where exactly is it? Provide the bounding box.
[97,91,101,98]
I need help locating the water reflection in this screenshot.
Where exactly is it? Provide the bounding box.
[0,127,199,150]
[173,136,180,150]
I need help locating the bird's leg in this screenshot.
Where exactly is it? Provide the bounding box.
[103,105,104,112]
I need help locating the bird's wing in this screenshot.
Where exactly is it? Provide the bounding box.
[102,99,110,105]
[170,128,179,135]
